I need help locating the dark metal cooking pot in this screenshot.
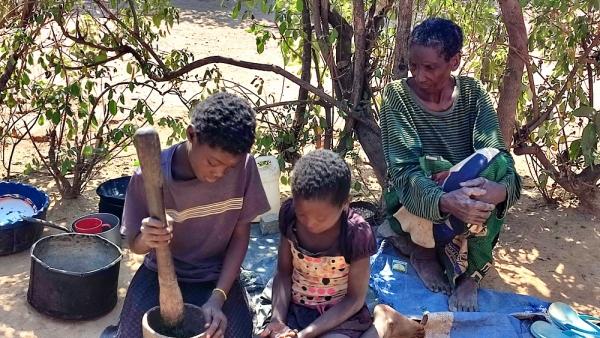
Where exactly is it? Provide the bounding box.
[27,233,123,320]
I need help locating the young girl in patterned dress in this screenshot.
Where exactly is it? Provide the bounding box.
[260,149,424,338]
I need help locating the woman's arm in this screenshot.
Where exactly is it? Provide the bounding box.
[381,83,448,223]
[472,82,522,217]
[297,258,370,338]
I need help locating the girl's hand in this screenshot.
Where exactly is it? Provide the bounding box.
[259,320,297,338]
[139,215,173,249]
[277,331,298,338]
[202,299,227,338]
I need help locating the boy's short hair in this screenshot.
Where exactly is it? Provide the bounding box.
[291,149,351,207]
[190,92,256,155]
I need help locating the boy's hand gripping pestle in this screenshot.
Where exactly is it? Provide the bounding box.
[134,126,184,328]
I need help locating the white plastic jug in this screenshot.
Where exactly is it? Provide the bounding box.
[253,155,281,222]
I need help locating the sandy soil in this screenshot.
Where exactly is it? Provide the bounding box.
[1,1,599,337]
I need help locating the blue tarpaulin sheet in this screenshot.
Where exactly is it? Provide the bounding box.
[370,240,551,337]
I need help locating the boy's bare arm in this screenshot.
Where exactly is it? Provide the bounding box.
[128,233,151,255]
[199,221,252,338]
[212,222,252,304]
[298,258,370,338]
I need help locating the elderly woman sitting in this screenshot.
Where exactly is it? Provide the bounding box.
[380,18,522,312]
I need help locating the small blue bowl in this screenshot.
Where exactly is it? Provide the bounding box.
[0,182,50,256]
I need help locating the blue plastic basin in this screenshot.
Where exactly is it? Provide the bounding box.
[0,182,50,255]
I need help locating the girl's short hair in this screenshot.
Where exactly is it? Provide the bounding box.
[291,149,351,207]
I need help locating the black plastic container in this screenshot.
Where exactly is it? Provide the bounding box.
[349,201,381,226]
[96,176,131,222]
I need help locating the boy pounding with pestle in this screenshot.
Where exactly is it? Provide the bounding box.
[115,93,270,338]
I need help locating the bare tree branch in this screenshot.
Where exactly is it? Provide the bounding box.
[336,0,367,153]
[479,25,503,84]
[328,8,353,95]
[57,19,364,130]
[63,51,128,70]
[0,3,44,91]
[350,0,367,109]
[524,59,540,121]
[587,62,594,105]
[513,144,561,180]
[525,28,600,133]
[255,99,330,112]
[92,0,166,69]
[366,0,393,53]
[126,0,140,35]
[292,2,312,142]
[310,0,332,68]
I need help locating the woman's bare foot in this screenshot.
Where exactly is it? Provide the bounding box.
[410,246,451,295]
[373,304,425,338]
[389,235,417,256]
[378,221,416,256]
[448,275,479,312]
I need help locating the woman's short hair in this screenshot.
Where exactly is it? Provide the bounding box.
[410,18,463,61]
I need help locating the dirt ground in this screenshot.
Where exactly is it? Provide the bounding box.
[1,1,599,337]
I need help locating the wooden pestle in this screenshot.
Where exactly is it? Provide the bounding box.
[134,127,184,328]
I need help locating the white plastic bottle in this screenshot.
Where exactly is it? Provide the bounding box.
[253,155,281,222]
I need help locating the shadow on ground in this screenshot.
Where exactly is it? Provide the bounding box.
[484,189,600,316]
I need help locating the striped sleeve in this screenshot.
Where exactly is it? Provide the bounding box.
[472,80,522,217]
[381,82,447,223]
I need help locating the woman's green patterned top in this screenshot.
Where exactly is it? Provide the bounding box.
[380,76,522,223]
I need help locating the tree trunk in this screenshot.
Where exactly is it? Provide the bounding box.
[293,2,312,129]
[355,116,387,192]
[574,186,600,215]
[336,0,367,153]
[498,0,527,148]
[571,165,600,214]
[329,9,353,94]
[285,1,313,164]
[392,0,413,80]
[555,175,600,216]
